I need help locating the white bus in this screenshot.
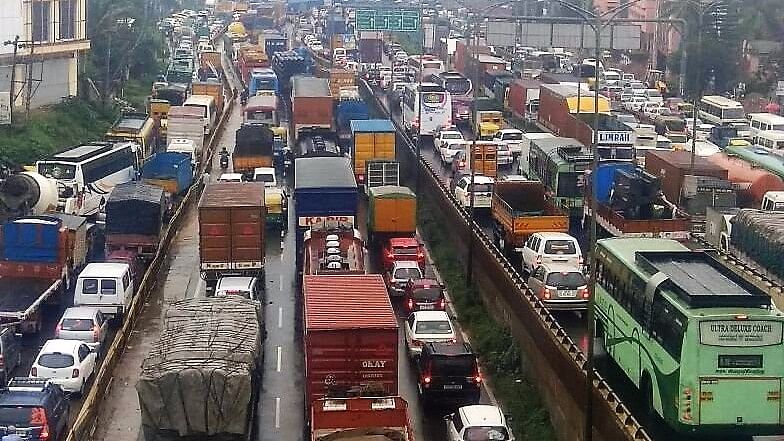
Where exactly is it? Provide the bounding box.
[747,112,784,137]
[401,82,452,137]
[698,95,745,126]
[184,95,217,135]
[37,142,138,217]
[753,130,784,150]
[406,55,445,79]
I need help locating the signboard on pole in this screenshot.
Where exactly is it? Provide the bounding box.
[356,8,420,32]
[0,92,11,125]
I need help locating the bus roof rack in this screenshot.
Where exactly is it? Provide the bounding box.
[635,250,772,309]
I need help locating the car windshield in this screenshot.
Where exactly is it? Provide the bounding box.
[38,353,75,369]
[544,240,576,254]
[448,143,465,151]
[415,320,452,334]
[546,271,586,289]
[60,318,94,331]
[413,287,442,301]
[0,407,45,427]
[464,426,511,440]
[503,132,523,140]
[394,268,422,279]
[443,133,462,140]
[432,355,474,376]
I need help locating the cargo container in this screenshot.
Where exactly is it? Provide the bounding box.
[491,181,568,254]
[303,228,366,276]
[191,81,225,117]
[258,31,287,58]
[141,152,193,196]
[365,160,400,191]
[507,79,541,121]
[358,38,383,63]
[705,206,739,252]
[367,185,416,240]
[335,96,369,141]
[167,106,205,161]
[303,274,398,406]
[350,119,395,185]
[198,183,266,285]
[105,182,166,258]
[199,50,223,75]
[310,396,414,441]
[233,124,275,178]
[291,76,333,141]
[705,152,784,208]
[730,209,784,284]
[238,45,270,84]
[317,68,355,99]
[643,150,729,205]
[538,83,609,138]
[466,141,499,178]
[454,40,491,75]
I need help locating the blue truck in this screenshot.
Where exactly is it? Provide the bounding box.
[335,98,370,142]
[140,152,193,196]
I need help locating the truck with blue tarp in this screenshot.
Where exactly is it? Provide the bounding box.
[335,93,370,142]
[294,157,358,270]
[140,152,194,196]
[248,68,280,96]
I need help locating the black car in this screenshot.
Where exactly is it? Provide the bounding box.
[416,342,481,406]
[0,378,69,441]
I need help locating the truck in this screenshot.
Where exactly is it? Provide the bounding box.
[167,106,206,162]
[471,98,503,140]
[729,209,784,285]
[138,297,262,441]
[258,31,287,58]
[233,124,275,178]
[317,67,355,99]
[350,119,395,186]
[507,79,541,122]
[705,206,740,252]
[198,50,223,76]
[238,45,270,84]
[358,35,383,64]
[140,152,193,196]
[706,152,784,209]
[367,185,416,243]
[198,182,266,286]
[303,228,366,276]
[105,182,167,259]
[643,150,729,206]
[365,160,401,191]
[105,112,158,159]
[0,172,58,222]
[310,396,414,441]
[0,214,87,333]
[491,181,569,254]
[335,91,369,141]
[291,76,333,142]
[304,274,398,406]
[191,81,225,117]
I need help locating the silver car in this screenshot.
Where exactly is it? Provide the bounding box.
[55,307,109,353]
[214,276,262,301]
[526,263,589,311]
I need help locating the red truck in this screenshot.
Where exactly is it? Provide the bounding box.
[304,274,398,406]
[237,45,270,84]
[310,396,415,441]
[303,228,366,276]
[507,79,541,121]
[291,76,333,141]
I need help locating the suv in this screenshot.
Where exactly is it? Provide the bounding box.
[403,279,446,313]
[0,378,69,441]
[520,232,582,274]
[453,175,495,210]
[381,237,425,272]
[445,405,514,441]
[418,342,481,406]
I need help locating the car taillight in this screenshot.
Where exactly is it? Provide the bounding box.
[357,174,365,183]
[580,288,590,299]
[438,298,445,309]
[30,366,37,377]
[54,324,61,337]
[385,250,394,260]
[407,298,414,310]
[93,325,101,341]
[535,255,542,265]
[422,375,432,387]
[578,255,584,266]
[541,288,551,300]
[72,368,80,378]
[417,250,425,260]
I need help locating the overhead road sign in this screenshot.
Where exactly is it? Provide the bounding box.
[486,21,641,50]
[356,8,420,32]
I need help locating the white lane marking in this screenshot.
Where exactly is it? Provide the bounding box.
[279,274,284,291]
[276,346,282,372]
[274,397,281,429]
[278,306,283,328]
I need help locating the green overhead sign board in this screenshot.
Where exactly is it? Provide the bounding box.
[356,9,420,31]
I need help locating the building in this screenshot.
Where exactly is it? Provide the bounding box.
[0,0,90,110]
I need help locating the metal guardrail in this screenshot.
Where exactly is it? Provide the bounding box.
[359,80,651,441]
[65,49,240,441]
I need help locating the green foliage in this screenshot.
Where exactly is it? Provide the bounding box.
[417,192,555,441]
[392,30,424,55]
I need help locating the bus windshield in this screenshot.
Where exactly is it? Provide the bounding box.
[38,162,76,180]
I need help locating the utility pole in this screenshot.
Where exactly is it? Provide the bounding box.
[24,40,34,121]
[5,36,20,125]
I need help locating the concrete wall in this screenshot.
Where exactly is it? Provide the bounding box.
[0,53,78,109]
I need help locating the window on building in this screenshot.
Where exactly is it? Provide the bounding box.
[32,1,51,42]
[59,0,76,40]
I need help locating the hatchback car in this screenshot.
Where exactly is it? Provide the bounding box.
[521,232,583,273]
[404,278,446,313]
[417,342,481,405]
[381,237,425,272]
[0,378,69,441]
[526,263,589,310]
[386,261,424,297]
[214,276,262,301]
[30,340,97,395]
[446,405,515,441]
[404,311,456,358]
[55,307,109,353]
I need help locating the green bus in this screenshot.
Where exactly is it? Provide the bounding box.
[594,237,784,436]
[527,137,592,216]
[725,144,784,179]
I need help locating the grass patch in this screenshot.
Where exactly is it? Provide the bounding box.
[418,192,555,441]
[122,76,157,111]
[0,97,117,167]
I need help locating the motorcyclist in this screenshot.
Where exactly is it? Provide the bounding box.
[240,88,249,105]
[219,147,229,168]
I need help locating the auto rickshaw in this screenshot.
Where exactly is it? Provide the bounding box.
[265,187,288,229]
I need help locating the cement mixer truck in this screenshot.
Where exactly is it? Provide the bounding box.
[0,172,59,222]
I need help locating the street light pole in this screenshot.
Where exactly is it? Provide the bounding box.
[466,18,479,288]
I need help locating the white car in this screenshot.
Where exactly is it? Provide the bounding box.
[218,173,243,183]
[436,129,465,151]
[394,50,409,63]
[453,175,494,210]
[404,311,456,358]
[214,276,262,301]
[625,96,647,112]
[496,143,513,168]
[440,141,466,165]
[520,232,583,274]
[446,405,515,441]
[30,339,97,395]
[492,128,524,157]
[252,167,277,187]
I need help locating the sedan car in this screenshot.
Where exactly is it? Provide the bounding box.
[526,263,589,310]
[30,340,97,395]
[55,307,109,353]
[385,260,424,297]
[404,311,456,358]
[440,141,466,165]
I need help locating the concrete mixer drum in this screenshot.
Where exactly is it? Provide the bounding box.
[0,172,59,220]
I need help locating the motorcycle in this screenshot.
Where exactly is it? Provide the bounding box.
[282,149,293,176]
[219,153,229,170]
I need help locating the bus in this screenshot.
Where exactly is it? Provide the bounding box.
[747,112,784,137]
[698,95,745,126]
[594,238,784,436]
[406,55,445,79]
[527,137,592,214]
[427,71,472,97]
[36,142,138,217]
[753,130,784,150]
[401,82,452,137]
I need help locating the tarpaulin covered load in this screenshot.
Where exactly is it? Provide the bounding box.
[0,216,63,262]
[105,183,166,237]
[730,209,784,281]
[234,123,274,156]
[137,297,262,439]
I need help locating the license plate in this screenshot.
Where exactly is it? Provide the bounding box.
[443,384,463,390]
[559,290,577,298]
[419,304,435,310]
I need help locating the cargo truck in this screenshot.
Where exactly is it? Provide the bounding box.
[303,228,366,276]
[335,90,369,142]
[291,76,333,142]
[140,152,193,196]
[367,185,416,243]
[167,106,206,162]
[350,119,395,186]
[105,112,158,159]
[491,181,569,254]
[0,215,87,333]
[729,209,784,285]
[191,81,225,117]
[310,396,414,441]
[304,274,398,406]
[259,31,287,58]
[705,206,740,252]
[365,160,401,191]
[318,67,355,99]
[198,182,266,286]
[471,98,504,140]
[105,182,167,260]
[233,124,275,179]
[238,45,270,84]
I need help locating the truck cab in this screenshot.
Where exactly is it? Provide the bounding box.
[761,191,784,212]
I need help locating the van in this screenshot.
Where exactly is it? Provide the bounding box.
[184,95,217,135]
[74,263,134,320]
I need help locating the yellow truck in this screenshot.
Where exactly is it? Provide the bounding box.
[367,185,416,242]
[350,119,396,186]
[105,112,157,159]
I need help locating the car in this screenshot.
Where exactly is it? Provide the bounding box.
[453,175,494,209]
[252,167,277,187]
[30,339,97,395]
[436,129,465,151]
[394,50,409,62]
[446,405,515,441]
[495,143,513,168]
[440,141,466,165]
[0,328,22,386]
[625,96,647,112]
[0,378,69,441]
[520,232,583,273]
[381,237,426,272]
[526,263,589,310]
[404,311,456,358]
[417,342,481,405]
[451,150,469,176]
[218,173,243,182]
[403,278,446,313]
[385,260,424,297]
[492,128,524,157]
[54,307,109,353]
[213,276,262,300]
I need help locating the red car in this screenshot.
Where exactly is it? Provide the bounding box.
[404,278,446,313]
[382,237,425,271]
